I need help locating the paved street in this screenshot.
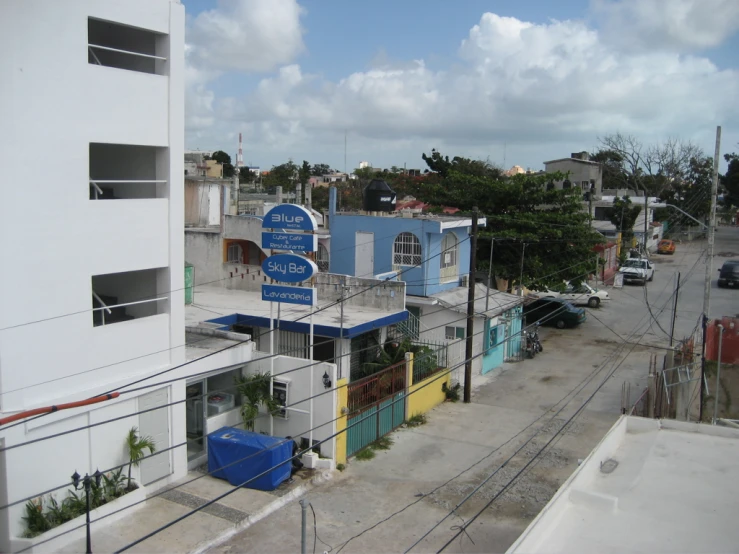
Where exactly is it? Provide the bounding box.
[206,230,739,554]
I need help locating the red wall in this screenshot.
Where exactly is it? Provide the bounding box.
[706,317,739,364]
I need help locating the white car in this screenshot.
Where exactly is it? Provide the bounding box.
[538,282,610,308]
[619,258,654,285]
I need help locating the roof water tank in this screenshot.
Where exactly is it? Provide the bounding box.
[363,179,397,212]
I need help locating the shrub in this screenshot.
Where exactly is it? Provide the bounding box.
[442,382,461,402]
[407,413,427,427]
[355,448,376,461]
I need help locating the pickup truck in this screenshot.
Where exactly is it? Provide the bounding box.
[618,258,654,285]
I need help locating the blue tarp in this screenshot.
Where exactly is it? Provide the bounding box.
[207,427,292,491]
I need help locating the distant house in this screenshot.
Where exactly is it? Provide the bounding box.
[544,152,603,198]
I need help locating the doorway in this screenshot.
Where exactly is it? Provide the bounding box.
[355,231,374,277]
[138,388,172,485]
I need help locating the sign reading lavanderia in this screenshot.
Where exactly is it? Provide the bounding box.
[261,204,317,305]
[262,284,316,306]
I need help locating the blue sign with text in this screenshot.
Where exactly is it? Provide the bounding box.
[262,232,317,253]
[262,284,316,306]
[262,253,317,283]
[262,204,317,231]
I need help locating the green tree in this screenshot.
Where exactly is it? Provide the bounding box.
[422,149,503,179]
[239,166,256,184]
[311,163,331,176]
[299,160,311,187]
[410,150,603,290]
[211,150,235,178]
[263,161,299,192]
[722,152,739,209]
[607,195,641,247]
[661,156,713,226]
[125,427,156,490]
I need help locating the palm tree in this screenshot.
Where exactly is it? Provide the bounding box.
[234,373,280,431]
[125,427,156,490]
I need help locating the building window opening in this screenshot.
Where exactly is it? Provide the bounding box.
[89,143,167,200]
[91,268,167,326]
[439,232,459,283]
[227,243,244,264]
[393,232,422,268]
[88,18,168,75]
[316,243,330,272]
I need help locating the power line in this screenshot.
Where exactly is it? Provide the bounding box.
[428,269,691,552]
[1,299,580,549]
[0,293,573,451]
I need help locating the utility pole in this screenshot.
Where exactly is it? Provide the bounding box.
[464,207,479,403]
[518,243,527,297]
[700,125,722,422]
[644,191,649,256]
[713,324,725,424]
[485,238,494,312]
[299,499,308,554]
[669,272,681,347]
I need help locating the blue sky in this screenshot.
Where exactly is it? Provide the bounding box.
[182,0,739,172]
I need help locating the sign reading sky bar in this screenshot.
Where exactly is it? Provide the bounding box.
[261,204,317,306]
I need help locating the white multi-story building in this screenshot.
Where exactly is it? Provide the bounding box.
[0,2,255,550]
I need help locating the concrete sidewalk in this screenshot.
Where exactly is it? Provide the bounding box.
[208,365,622,553]
[59,468,331,553]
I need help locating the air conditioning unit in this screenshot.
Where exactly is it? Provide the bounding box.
[207,392,235,415]
[460,275,469,287]
[273,378,290,420]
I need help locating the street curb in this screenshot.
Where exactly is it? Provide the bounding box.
[188,470,334,554]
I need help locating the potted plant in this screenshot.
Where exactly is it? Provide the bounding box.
[234,372,280,431]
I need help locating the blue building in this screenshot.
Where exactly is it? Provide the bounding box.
[327,187,525,377]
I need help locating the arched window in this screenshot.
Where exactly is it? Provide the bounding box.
[439,232,458,282]
[393,232,422,268]
[316,243,329,272]
[227,242,243,263]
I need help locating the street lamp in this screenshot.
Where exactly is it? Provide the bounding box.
[72,469,102,554]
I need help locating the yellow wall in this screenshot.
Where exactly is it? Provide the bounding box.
[335,378,348,465]
[408,371,450,419]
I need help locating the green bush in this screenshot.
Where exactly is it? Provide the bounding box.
[407,413,427,427]
[355,448,375,461]
[21,469,130,538]
[442,382,461,402]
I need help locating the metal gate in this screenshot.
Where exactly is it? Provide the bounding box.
[346,361,406,457]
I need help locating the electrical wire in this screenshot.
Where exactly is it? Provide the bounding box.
[0,293,572,452]
[7,248,668,549]
[0,234,472,431]
[3,233,595,434]
[426,271,696,552]
[6,301,580,553]
[310,503,333,554]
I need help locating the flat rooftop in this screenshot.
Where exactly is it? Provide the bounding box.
[186,286,407,339]
[429,283,523,318]
[508,417,739,554]
[335,211,487,229]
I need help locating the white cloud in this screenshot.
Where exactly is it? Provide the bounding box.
[592,0,739,51]
[186,0,305,72]
[186,8,739,170]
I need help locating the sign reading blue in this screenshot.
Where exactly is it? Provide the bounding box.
[262,204,317,231]
[262,232,317,253]
[262,253,317,283]
[262,284,316,306]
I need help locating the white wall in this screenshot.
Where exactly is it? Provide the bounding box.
[250,355,338,460]
[0,0,186,544]
[409,302,490,377]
